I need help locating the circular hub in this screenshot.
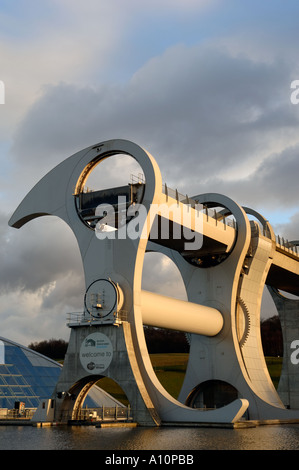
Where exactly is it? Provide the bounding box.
[84,279,122,319]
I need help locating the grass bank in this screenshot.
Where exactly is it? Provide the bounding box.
[97,354,283,405]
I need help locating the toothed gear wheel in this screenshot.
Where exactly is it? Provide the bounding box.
[237,297,251,347]
[185,333,191,345]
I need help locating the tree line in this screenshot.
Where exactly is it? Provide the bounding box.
[260,315,283,357]
[28,315,283,360]
[28,338,68,361]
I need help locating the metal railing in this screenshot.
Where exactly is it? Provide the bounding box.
[163,184,299,261]
[0,406,133,423]
[66,310,128,327]
[130,173,145,184]
[162,182,237,230]
[0,408,36,420]
[81,175,299,260]
[65,405,133,423]
[276,236,299,257]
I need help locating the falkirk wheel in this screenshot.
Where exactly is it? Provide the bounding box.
[8,139,299,425]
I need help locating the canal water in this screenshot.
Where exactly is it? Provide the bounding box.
[0,423,299,451]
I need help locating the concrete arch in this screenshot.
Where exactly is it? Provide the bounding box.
[55,374,129,422]
[242,206,276,242]
[186,380,239,409]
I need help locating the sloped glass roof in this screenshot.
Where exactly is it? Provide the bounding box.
[0,337,61,409]
[0,337,123,409]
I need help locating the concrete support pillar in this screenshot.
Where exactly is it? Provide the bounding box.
[52,323,161,426]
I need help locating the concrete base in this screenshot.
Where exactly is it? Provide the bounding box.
[51,323,161,427]
[31,399,55,424]
[96,422,138,428]
[161,418,299,429]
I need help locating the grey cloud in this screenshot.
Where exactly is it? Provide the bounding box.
[196,144,299,211]
[1,214,83,295]
[274,211,299,242]
[10,44,299,196]
[142,252,187,301]
[4,42,299,321]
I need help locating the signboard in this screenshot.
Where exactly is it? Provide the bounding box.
[80,332,113,373]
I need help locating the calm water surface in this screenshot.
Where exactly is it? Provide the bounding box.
[0,424,299,451]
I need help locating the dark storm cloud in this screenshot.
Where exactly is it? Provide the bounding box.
[2,215,83,294]
[4,42,299,315]
[10,44,299,197]
[197,144,299,210]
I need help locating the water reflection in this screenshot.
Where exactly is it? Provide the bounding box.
[0,425,299,450]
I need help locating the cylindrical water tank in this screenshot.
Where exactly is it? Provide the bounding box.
[141,290,223,337]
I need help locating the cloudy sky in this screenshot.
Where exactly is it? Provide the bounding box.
[1,0,299,346]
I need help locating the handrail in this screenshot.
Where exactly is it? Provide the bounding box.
[66,310,128,326]
[276,236,299,258]
[66,405,133,423]
[162,182,236,229]
[162,183,299,259]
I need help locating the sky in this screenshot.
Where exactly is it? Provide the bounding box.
[1,0,299,346]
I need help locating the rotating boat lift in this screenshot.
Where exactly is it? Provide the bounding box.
[8,139,299,425]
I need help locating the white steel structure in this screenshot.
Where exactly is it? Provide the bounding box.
[9,139,299,425]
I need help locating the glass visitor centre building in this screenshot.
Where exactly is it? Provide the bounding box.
[0,336,121,411]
